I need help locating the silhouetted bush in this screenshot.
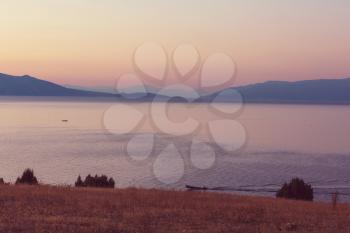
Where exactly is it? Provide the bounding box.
[16,168,38,185]
[0,178,10,185]
[75,175,83,187]
[75,174,115,188]
[276,178,313,201]
[108,177,115,188]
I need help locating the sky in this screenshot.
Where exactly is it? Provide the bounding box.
[0,0,350,89]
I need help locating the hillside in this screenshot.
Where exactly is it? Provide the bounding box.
[237,78,350,104]
[0,185,349,233]
[0,73,112,96]
[2,72,350,104]
[200,78,350,104]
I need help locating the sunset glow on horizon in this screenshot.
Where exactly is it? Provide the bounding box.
[1,0,350,88]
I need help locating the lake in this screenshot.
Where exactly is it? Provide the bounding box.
[1,97,350,202]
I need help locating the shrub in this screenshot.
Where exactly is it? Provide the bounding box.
[75,174,115,188]
[108,177,115,188]
[276,178,313,201]
[16,168,38,185]
[75,175,83,187]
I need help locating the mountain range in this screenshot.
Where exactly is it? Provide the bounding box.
[1,72,350,104]
[212,78,350,104]
[0,73,111,97]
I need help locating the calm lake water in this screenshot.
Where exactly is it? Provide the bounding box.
[1,97,350,202]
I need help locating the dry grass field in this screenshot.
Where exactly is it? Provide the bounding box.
[0,185,349,233]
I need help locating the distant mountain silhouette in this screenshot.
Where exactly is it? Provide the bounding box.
[64,84,166,96]
[237,78,350,104]
[202,78,350,104]
[0,73,112,96]
[1,72,350,104]
[63,84,117,94]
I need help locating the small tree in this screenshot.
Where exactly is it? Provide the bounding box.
[108,177,115,188]
[75,174,115,188]
[16,168,38,185]
[276,178,313,201]
[85,174,93,187]
[75,175,84,187]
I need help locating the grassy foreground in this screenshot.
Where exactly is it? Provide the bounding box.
[0,185,349,233]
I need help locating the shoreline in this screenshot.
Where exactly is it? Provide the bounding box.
[1,96,350,106]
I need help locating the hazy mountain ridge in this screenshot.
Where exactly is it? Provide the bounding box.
[0,73,113,97]
[235,78,350,104]
[1,72,350,104]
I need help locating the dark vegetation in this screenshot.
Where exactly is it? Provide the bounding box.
[75,174,115,188]
[15,168,38,185]
[276,178,313,201]
[0,169,116,189]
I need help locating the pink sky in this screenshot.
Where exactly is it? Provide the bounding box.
[0,0,349,88]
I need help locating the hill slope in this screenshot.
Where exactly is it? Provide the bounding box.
[235,78,350,104]
[0,73,112,96]
[2,72,350,104]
